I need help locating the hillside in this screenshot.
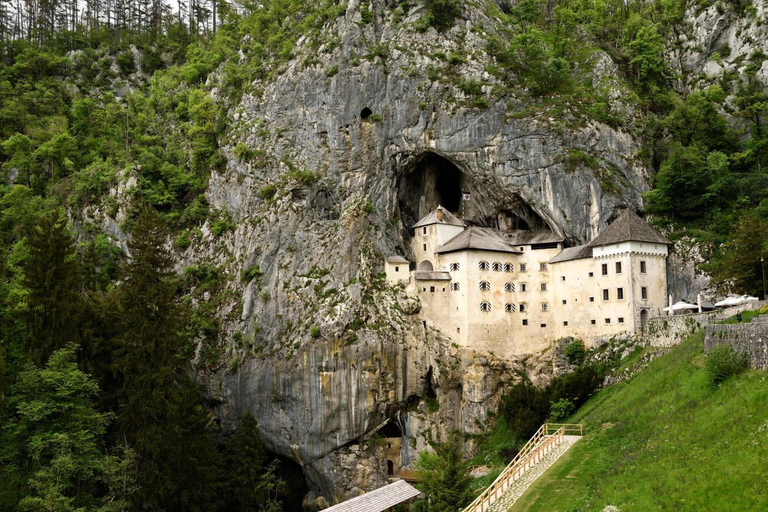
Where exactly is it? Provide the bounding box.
[510,331,768,511]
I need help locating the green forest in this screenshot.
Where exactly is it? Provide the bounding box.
[1,0,768,510]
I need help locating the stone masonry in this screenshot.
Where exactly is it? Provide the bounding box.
[704,315,768,369]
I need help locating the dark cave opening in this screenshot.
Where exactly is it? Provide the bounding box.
[424,366,438,400]
[494,201,549,232]
[275,455,309,512]
[397,153,465,228]
[360,107,372,120]
[380,420,403,438]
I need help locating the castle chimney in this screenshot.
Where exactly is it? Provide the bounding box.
[436,208,444,222]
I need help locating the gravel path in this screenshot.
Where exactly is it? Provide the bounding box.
[486,435,581,512]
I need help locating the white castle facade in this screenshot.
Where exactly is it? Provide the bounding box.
[385,207,671,356]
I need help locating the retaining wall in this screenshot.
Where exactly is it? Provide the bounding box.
[644,302,766,347]
[704,320,768,369]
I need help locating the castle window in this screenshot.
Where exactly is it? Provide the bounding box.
[605,318,611,324]
[561,276,566,281]
[640,261,647,274]
[450,282,460,291]
[540,263,547,271]
[591,319,596,325]
[442,288,445,292]
[602,289,609,301]
[541,303,549,312]
[589,296,595,302]
[395,266,399,272]
[423,244,427,251]
[520,283,527,292]
[589,271,594,277]
[457,328,460,333]
[479,261,490,271]
[641,286,648,300]
[450,262,460,271]
[617,287,624,300]
[422,288,426,292]
[505,303,516,313]
[541,324,547,328]
[520,304,526,312]
[540,283,547,291]
[479,281,491,291]
[492,262,503,271]
[618,317,625,323]
[423,227,427,235]
[602,263,608,276]
[563,321,568,326]
[520,263,527,272]
[480,302,492,312]
[562,299,567,305]
[504,283,515,292]
[430,286,435,292]
[523,319,528,326]
[504,263,514,272]
[616,262,622,274]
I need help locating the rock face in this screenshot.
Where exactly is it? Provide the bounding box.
[195,2,656,505]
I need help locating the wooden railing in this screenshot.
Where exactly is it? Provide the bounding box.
[461,423,583,512]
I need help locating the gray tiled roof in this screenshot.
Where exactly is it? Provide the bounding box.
[386,256,409,264]
[414,271,452,281]
[588,209,671,247]
[549,245,593,264]
[435,227,521,255]
[412,206,465,228]
[322,480,422,512]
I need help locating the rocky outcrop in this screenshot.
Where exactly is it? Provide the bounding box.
[188,1,656,504]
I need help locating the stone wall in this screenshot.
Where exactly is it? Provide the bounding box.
[704,320,768,369]
[644,302,766,347]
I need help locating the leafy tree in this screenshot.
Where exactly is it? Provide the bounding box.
[0,346,119,510]
[221,412,275,511]
[20,210,81,365]
[114,209,220,511]
[416,432,472,512]
[711,215,768,297]
[424,0,461,31]
[626,21,669,93]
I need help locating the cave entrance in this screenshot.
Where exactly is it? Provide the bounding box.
[273,456,308,512]
[494,201,549,232]
[398,153,465,228]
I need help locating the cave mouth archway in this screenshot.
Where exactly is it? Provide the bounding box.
[397,153,465,228]
[493,200,549,232]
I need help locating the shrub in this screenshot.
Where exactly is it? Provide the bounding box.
[423,0,461,31]
[116,50,136,75]
[564,340,586,366]
[258,184,277,201]
[705,344,749,387]
[241,265,263,283]
[310,326,321,338]
[549,398,574,421]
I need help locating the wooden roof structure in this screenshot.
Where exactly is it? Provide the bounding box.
[322,480,422,512]
[435,226,522,255]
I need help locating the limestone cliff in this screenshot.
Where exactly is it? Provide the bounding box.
[157,0,768,505]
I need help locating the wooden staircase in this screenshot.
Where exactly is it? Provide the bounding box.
[462,423,583,512]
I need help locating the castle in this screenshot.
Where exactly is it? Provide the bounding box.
[385,206,671,356]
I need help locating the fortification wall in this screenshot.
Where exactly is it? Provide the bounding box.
[644,302,766,347]
[704,320,768,369]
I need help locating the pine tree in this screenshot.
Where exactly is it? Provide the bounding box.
[222,412,278,511]
[20,209,80,365]
[416,432,472,512]
[114,209,220,511]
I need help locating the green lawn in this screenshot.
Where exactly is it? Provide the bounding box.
[510,331,768,511]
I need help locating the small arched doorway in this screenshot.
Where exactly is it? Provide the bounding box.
[640,309,649,332]
[387,460,395,476]
[417,260,434,271]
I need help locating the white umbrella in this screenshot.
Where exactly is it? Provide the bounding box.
[663,301,699,312]
[714,296,744,307]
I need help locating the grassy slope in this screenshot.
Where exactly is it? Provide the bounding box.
[511,331,768,511]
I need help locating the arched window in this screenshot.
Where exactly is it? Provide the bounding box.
[479,281,491,291]
[450,282,460,291]
[450,262,460,272]
[480,302,492,312]
[504,263,514,272]
[492,262,502,271]
[478,261,490,271]
[505,303,516,313]
[504,283,515,292]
